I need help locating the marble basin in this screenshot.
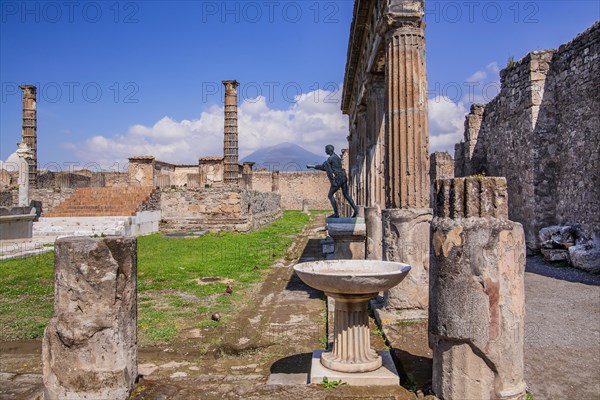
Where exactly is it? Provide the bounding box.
[294,260,411,296]
[294,260,411,373]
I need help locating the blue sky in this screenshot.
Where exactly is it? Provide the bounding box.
[1,0,598,171]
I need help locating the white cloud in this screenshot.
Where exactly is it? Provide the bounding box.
[467,70,487,83]
[428,96,467,153]
[486,62,500,74]
[66,88,349,168]
[0,152,19,172]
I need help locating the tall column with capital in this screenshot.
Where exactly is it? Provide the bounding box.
[381,0,429,209]
[222,80,240,186]
[20,85,37,187]
[379,0,432,319]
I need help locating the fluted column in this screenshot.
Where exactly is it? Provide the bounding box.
[321,293,381,372]
[381,0,429,209]
[365,75,386,209]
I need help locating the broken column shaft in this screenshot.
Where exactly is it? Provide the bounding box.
[42,237,138,400]
[429,177,526,400]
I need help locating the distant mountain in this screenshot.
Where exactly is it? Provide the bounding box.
[241,142,325,172]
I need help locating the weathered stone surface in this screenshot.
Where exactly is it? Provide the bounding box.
[434,177,508,220]
[365,206,382,260]
[160,187,281,232]
[455,22,600,252]
[539,225,576,249]
[382,208,432,319]
[540,248,569,262]
[429,217,526,400]
[42,236,137,400]
[569,243,600,274]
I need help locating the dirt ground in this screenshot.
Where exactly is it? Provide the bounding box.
[0,216,598,399]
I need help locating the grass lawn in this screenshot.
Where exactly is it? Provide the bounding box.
[0,211,315,343]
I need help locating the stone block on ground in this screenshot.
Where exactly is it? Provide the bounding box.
[539,225,576,249]
[541,248,569,262]
[568,243,600,274]
[42,236,137,400]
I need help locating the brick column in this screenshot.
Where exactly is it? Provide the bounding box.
[222,80,240,186]
[20,85,37,187]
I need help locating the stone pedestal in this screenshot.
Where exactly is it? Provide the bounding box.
[365,207,382,260]
[381,208,432,319]
[326,217,366,260]
[429,177,526,400]
[322,294,380,372]
[0,207,36,240]
[43,237,138,400]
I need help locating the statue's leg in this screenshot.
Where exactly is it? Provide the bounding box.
[328,185,339,217]
[341,182,359,217]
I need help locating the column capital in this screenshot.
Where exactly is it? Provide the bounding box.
[378,0,425,38]
[16,142,33,160]
[222,80,240,92]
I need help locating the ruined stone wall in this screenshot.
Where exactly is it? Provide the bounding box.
[250,171,331,210]
[241,190,282,230]
[31,188,76,214]
[251,171,273,192]
[542,23,600,241]
[0,188,75,213]
[160,187,280,232]
[455,22,600,251]
[279,172,331,210]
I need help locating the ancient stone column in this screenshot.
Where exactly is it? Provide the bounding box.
[378,0,432,319]
[43,237,138,400]
[429,177,526,400]
[222,80,240,186]
[20,85,37,187]
[365,206,382,260]
[16,143,32,207]
[380,0,429,210]
[365,75,386,209]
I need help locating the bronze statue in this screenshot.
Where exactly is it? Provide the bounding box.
[307,144,359,218]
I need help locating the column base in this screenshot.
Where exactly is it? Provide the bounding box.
[310,350,399,386]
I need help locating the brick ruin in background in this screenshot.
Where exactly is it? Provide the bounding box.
[454,21,599,254]
[341,0,432,319]
[20,85,37,187]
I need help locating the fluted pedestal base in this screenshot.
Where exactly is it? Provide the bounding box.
[310,350,400,386]
[322,293,381,373]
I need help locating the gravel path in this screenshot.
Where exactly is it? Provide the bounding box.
[524,257,600,400]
